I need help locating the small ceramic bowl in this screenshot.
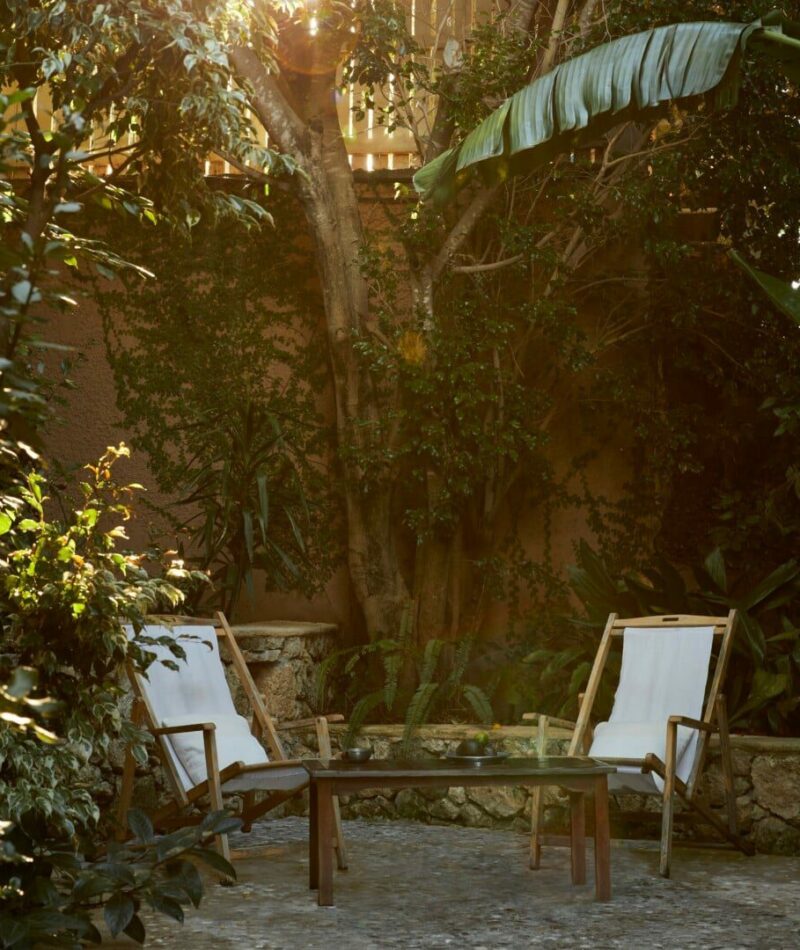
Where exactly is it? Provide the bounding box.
[342,747,373,762]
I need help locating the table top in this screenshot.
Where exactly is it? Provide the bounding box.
[303,755,616,781]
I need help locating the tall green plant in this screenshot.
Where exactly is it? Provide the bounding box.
[0,444,206,834]
[0,673,238,949]
[0,445,231,947]
[0,2,287,488]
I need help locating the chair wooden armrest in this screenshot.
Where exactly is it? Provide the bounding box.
[667,715,714,732]
[277,714,345,731]
[152,722,216,736]
[521,712,578,729]
[238,759,306,772]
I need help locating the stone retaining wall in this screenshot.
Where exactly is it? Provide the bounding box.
[223,621,337,722]
[278,725,800,856]
[115,623,800,856]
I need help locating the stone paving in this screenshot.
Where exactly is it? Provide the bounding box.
[116,818,800,949]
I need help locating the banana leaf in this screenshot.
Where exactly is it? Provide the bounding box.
[414,14,800,204]
[730,250,800,323]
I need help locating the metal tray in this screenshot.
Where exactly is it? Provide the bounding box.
[443,751,510,766]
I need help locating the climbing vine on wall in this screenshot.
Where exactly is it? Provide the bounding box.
[95,192,339,615]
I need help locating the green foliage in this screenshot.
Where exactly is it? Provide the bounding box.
[731,250,800,324]
[0,666,60,745]
[414,13,800,203]
[0,809,238,949]
[97,206,337,615]
[338,3,800,745]
[350,241,567,537]
[0,444,206,836]
[0,445,223,946]
[319,609,493,750]
[0,0,287,484]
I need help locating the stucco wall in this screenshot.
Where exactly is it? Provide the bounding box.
[41,183,634,638]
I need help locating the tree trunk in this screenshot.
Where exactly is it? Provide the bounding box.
[296,70,413,640]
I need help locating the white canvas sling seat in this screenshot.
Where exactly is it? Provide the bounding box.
[127,623,308,795]
[588,624,715,795]
[118,613,348,867]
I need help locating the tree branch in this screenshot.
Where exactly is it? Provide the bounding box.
[228,47,307,159]
[450,254,524,274]
[540,0,573,73]
[430,186,499,282]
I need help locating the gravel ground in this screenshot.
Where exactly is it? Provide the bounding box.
[107,817,800,949]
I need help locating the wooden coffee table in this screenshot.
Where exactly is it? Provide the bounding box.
[304,756,615,906]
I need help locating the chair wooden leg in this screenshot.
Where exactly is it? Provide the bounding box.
[203,728,231,865]
[241,791,256,833]
[716,694,738,836]
[530,715,548,869]
[660,721,678,878]
[646,754,755,857]
[315,716,347,870]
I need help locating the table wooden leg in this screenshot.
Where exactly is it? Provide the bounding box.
[317,780,335,907]
[593,776,611,901]
[569,791,586,885]
[309,781,319,890]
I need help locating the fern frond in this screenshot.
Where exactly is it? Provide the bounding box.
[343,690,390,748]
[402,681,439,749]
[417,638,444,685]
[315,645,356,710]
[382,649,402,711]
[460,683,494,725]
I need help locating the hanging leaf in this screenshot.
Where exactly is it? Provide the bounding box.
[414,15,800,204]
[730,250,800,323]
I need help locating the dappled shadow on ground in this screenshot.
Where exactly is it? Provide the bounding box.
[108,818,799,949]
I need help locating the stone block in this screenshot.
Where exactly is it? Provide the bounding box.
[731,748,752,778]
[346,796,392,820]
[418,786,448,803]
[395,789,429,821]
[751,755,800,821]
[753,816,800,855]
[239,648,283,664]
[449,787,467,806]
[429,797,461,822]
[697,769,748,807]
[458,803,493,828]
[466,785,527,820]
[734,794,755,832]
[253,663,298,721]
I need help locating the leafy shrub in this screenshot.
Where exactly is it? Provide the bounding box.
[98,206,337,617]
[318,609,494,749]
[0,445,223,945]
[1,804,238,948]
[0,445,206,831]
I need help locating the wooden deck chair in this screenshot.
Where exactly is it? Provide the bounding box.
[525,611,754,877]
[117,612,347,867]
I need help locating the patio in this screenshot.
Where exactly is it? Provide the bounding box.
[112,818,800,948]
